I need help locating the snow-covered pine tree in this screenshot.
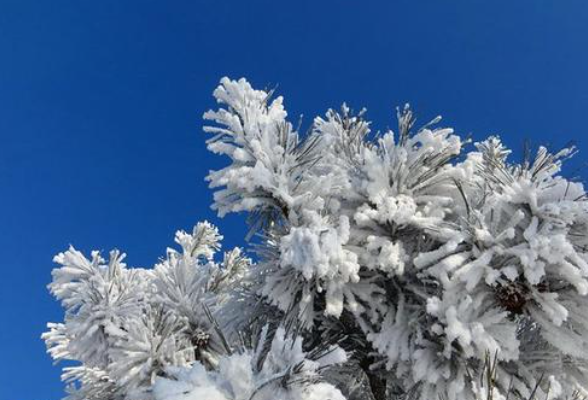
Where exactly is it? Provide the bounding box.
[45,77,588,400]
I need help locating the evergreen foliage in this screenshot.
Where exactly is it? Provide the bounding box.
[45,78,588,400]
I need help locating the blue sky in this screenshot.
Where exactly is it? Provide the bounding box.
[1,1,588,399]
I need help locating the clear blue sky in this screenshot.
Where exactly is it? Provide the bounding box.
[1,1,588,399]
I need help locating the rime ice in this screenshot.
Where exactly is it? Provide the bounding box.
[45,78,588,400]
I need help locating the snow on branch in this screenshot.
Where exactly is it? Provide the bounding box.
[45,77,588,400]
